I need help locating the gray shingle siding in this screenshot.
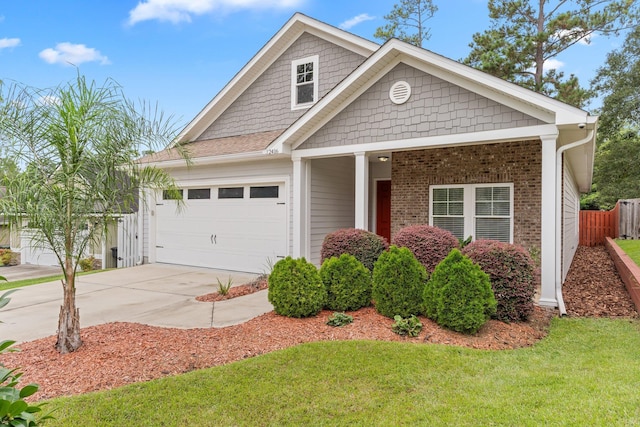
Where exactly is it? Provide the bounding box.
[298,62,544,150]
[198,32,367,141]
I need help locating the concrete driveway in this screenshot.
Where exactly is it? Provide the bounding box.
[0,264,273,344]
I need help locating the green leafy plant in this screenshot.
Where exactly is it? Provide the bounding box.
[372,246,428,318]
[268,257,326,318]
[424,249,496,334]
[0,250,12,267]
[78,256,97,272]
[216,277,233,296]
[326,312,353,327]
[392,315,423,337]
[0,287,53,426]
[320,254,371,312]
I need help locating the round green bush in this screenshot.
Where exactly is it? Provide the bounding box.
[320,254,372,311]
[268,256,326,318]
[372,245,428,318]
[321,228,389,272]
[392,225,459,273]
[424,249,496,334]
[462,240,536,322]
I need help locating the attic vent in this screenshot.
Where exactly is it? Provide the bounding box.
[389,81,411,104]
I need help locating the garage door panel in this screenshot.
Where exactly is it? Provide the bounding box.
[155,183,286,273]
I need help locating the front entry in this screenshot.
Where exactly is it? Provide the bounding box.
[376,180,391,243]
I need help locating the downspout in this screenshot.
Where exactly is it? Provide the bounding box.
[555,129,594,315]
[136,189,145,266]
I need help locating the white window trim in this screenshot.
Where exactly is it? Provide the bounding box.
[429,183,514,243]
[291,55,319,111]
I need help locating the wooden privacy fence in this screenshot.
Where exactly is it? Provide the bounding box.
[580,199,640,246]
[579,203,620,246]
[619,199,640,240]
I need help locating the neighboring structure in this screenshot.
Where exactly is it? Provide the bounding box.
[140,13,597,311]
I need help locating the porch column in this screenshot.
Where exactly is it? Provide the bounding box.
[292,158,309,259]
[354,152,369,230]
[539,134,558,307]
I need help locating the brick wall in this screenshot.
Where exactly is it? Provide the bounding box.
[391,140,542,251]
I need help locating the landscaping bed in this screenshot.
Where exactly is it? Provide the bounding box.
[1,244,636,401]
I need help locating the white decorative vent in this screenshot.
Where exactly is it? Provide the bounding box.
[389,81,411,104]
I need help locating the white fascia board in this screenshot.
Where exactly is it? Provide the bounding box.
[292,124,558,160]
[175,14,378,146]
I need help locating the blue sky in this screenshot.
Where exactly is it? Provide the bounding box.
[0,1,626,128]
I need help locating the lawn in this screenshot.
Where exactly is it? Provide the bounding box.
[616,239,640,267]
[45,317,640,426]
[0,269,109,291]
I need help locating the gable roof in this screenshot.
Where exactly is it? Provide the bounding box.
[174,13,378,145]
[266,38,597,156]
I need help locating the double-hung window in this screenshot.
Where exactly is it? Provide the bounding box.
[430,183,513,243]
[291,55,318,110]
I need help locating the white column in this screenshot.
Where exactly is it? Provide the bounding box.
[292,158,308,258]
[539,134,558,307]
[354,152,369,230]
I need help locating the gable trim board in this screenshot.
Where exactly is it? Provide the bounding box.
[143,13,598,313]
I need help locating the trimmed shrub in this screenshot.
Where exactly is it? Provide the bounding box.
[392,225,459,273]
[372,245,428,318]
[462,240,536,322]
[0,249,12,266]
[268,257,326,318]
[424,249,496,334]
[321,228,389,272]
[320,254,372,311]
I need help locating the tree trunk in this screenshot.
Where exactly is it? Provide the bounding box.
[55,265,82,353]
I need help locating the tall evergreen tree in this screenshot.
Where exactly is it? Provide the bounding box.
[374,0,438,47]
[463,0,637,108]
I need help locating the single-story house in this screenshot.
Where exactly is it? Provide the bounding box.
[140,13,597,312]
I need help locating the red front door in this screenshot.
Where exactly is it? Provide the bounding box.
[376,180,391,243]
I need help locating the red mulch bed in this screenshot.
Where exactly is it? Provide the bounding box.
[1,245,636,400]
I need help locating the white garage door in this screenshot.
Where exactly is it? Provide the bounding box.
[155,183,287,273]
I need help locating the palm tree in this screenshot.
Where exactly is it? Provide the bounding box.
[0,75,184,353]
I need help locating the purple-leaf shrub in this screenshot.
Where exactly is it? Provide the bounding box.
[392,225,459,273]
[462,240,536,322]
[321,228,389,272]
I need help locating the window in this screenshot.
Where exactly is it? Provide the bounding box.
[250,186,279,198]
[218,187,244,199]
[187,188,210,200]
[162,189,183,200]
[291,55,318,109]
[430,184,513,243]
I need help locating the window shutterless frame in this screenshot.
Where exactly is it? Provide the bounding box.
[429,183,514,243]
[291,55,319,110]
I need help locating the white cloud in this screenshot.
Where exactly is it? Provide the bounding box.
[339,13,375,30]
[0,38,20,49]
[39,42,110,66]
[37,95,61,106]
[128,0,303,25]
[555,28,593,46]
[543,58,564,72]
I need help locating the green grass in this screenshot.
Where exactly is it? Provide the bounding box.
[0,269,110,291]
[616,239,640,267]
[45,317,640,426]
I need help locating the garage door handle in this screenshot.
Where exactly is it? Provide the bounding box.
[211,234,216,245]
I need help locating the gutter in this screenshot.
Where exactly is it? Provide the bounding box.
[555,129,594,316]
[136,189,145,266]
